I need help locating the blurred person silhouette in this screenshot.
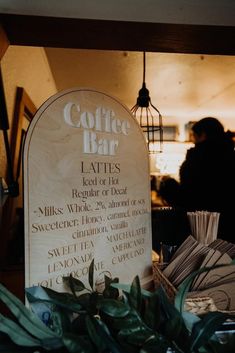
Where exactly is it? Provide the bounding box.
[152,175,190,253]
[179,117,235,243]
[158,176,181,207]
[150,175,162,207]
[150,175,158,204]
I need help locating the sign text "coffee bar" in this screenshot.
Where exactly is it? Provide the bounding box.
[64,104,131,155]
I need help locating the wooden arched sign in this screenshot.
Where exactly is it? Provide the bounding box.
[24,88,152,291]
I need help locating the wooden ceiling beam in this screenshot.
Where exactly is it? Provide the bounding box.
[1,14,235,55]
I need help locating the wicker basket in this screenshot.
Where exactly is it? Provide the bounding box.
[153,262,177,301]
[152,262,218,315]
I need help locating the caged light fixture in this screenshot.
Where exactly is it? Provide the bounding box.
[131,52,163,153]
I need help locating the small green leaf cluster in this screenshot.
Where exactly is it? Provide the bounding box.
[0,259,234,353]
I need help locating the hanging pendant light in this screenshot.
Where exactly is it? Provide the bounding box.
[131,52,163,153]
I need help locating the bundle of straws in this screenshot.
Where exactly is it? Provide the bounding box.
[187,211,220,244]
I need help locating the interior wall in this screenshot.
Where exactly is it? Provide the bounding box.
[0,45,57,178]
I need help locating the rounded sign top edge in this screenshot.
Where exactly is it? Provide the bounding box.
[23,88,149,158]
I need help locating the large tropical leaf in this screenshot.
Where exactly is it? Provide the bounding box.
[111,282,152,298]
[157,286,182,322]
[98,298,130,317]
[144,292,161,330]
[0,313,40,347]
[157,287,190,351]
[190,311,230,351]
[118,326,154,347]
[86,316,122,353]
[63,332,95,353]
[175,259,235,314]
[201,333,235,353]
[109,308,144,331]
[71,313,88,335]
[76,293,91,311]
[85,315,107,352]
[49,306,72,336]
[26,285,82,312]
[0,284,60,341]
[181,311,201,333]
[140,335,172,353]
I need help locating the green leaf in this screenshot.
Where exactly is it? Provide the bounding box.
[175,261,235,314]
[0,283,59,340]
[26,286,82,313]
[230,258,235,265]
[118,326,154,346]
[89,291,103,315]
[89,259,94,290]
[63,333,95,353]
[77,293,91,311]
[157,286,180,321]
[41,336,67,350]
[209,332,235,353]
[175,268,209,314]
[63,274,86,295]
[85,315,107,351]
[140,335,170,353]
[111,283,131,292]
[77,292,102,315]
[71,313,87,334]
[191,311,230,351]
[87,316,122,353]
[65,275,86,292]
[164,315,189,344]
[129,276,142,312]
[116,306,154,347]
[144,292,161,330]
[105,275,119,287]
[111,282,152,298]
[103,276,119,299]
[182,311,201,333]
[110,308,143,330]
[0,313,41,347]
[50,306,72,336]
[157,287,190,351]
[98,298,130,317]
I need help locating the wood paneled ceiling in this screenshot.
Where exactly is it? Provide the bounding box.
[1,13,235,127]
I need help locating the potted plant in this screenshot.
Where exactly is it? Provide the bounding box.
[0,260,234,353]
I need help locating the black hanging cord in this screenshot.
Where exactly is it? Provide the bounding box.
[143,51,146,84]
[0,67,19,197]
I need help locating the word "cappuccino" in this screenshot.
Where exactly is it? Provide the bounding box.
[64,104,131,155]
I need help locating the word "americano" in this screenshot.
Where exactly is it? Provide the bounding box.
[64,104,131,156]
